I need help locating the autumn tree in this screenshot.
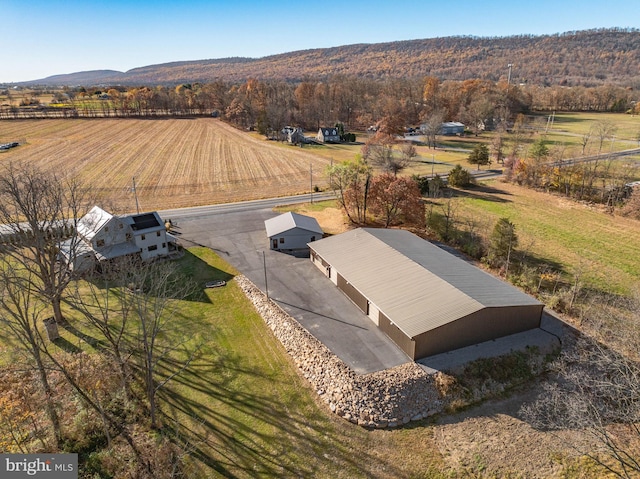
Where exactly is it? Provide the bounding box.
[467,143,491,170]
[368,174,425,228]
[362,135,416,177]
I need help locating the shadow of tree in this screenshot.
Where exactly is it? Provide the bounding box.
[52,337,83,354]
[155,352,408,478]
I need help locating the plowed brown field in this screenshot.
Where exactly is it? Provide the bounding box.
[0,119,330,212]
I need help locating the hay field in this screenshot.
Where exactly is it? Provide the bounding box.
[0,118,330,212]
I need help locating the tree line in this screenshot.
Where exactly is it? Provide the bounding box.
[2,76,639,134]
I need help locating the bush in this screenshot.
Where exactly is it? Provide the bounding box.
[447,164,474,188]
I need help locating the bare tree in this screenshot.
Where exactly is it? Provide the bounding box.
[0,261,62,448]
[0,163,90,324]
[362,135,416,177]
[593,119,618,154]
[326,158,372,224]
[125,261,199,429]
[66,258,139,398]
[421,109,445,149]
[522,292,640,479]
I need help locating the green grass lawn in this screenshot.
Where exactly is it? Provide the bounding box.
[140,247,448,478]
[444,180,640,295]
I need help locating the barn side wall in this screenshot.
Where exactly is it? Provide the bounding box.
[413,305,544,359]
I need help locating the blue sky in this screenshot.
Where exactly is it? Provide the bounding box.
[2,0,638,83]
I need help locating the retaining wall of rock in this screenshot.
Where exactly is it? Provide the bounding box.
[236,275,444,428]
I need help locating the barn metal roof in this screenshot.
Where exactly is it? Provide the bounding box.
[308,228,542,339]
[264,212,323,238]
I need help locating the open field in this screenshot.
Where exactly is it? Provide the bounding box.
[435,179,640,295]
[0,118,333,212]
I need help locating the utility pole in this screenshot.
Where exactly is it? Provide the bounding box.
[310,162,313,204]
[262,250,269,301]
[507,63,513,88]
[132,177,140,214]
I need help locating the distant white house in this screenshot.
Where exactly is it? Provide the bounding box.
[60,206,175,272]
[264,212,323,254]
[317,127,341,143]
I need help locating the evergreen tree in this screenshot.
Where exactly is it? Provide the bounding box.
[467,143,491,170]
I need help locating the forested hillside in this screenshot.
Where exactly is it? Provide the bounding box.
[21,28,640,87]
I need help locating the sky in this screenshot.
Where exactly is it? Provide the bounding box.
[2,0,639,83]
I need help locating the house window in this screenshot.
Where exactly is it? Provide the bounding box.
[279,237,285,244]
[104,226,109,232]
[96,239,105,247]
[156,231,161,237]
[310,236,316,242]
[148,245,158,252]
[126,233,132,241]
[119,223,123,229]
[141,234,146,241]
[162,243,166,248]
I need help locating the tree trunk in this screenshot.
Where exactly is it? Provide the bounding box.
[34,351,62,449]
[52,295,64,324]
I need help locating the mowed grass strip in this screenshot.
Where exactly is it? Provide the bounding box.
[450,181,640,294]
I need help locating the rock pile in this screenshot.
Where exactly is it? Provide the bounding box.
[236,275,444,428]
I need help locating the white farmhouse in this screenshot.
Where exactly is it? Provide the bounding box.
[60,206,175,272]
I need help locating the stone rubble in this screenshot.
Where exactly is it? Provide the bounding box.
[236,275,444,428]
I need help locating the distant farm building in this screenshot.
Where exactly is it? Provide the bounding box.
[265,212,323,255]
[59,206,176,272]
[309,228,544,360]
[317,127,341,143]
[439,122,465,135]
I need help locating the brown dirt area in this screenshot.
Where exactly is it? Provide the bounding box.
[433,388,601,478]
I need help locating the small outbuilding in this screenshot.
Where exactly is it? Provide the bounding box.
[265,212,323,255]
[439,122,465,135]
[309,228,544,360]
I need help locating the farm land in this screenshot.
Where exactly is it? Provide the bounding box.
[2,113,640,477]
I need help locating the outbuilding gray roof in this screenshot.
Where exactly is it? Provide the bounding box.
[308,228,542,338]
[264,212,323,238]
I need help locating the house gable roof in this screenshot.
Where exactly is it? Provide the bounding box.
[264,212,323,238]
[77,205,118,241]
[308,228,542,338]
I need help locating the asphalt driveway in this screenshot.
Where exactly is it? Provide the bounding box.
[170,207,410,374]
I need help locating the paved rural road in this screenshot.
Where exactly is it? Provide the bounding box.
[160,194,411,375]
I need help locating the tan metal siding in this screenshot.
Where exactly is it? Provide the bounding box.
[337,273,369,313]
[413,305,544,358]
[379,313,415,359]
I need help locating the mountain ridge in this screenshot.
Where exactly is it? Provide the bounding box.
[18,28,640,87]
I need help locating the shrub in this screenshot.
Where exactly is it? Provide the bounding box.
[447,164,474,188]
